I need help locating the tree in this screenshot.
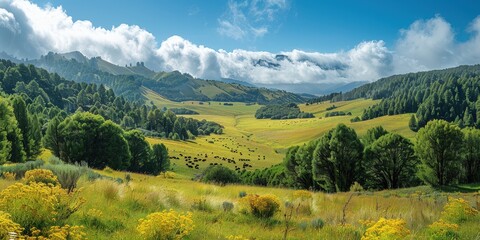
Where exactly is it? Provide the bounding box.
[409,115,419,132]
[12,96,32,159]
[0,97,25,163]
[364,133,418,189]
[98,121,131,170]
[415,120,463,186]
[144,144,169,175]
[29,114,42,158]
[363,126,388,146]
[462,128,480,183]
[125,130,151,172]
[312,124,363,192]
[43,116,63,157]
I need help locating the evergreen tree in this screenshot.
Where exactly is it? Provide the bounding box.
[98,121,131,170]
[43,116,63,157]
[0,97,25,163]
[144,143,169,175]
[409,115,419,132]
[125,130,151,172]
[12,96,32,159]
[462,128,480,183]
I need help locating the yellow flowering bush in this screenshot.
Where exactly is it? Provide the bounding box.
[23,169,60,186]
[427,219,459,240]
[43,225,87,240]
[137,209,194,240]
[242,194,281,218]
[0,211,23,238]
[2,172,16,181]
[440,197,478,223]
[0,182,84,234]
[362,218,410,240]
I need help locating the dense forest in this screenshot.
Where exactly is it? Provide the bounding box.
[0,60,223,173]
[255,103,314,120]
[29,52,305,104]
[328,65,480,129]
[233,120,480,192]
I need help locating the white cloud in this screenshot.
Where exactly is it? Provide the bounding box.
[217,0,287,40]
[0,0,480,93]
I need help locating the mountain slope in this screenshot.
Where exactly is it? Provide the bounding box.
[30,52,304,104]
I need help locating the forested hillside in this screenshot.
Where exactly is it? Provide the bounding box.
[331,65,480,129]
[0,60,223,173]
[29,52,305,104]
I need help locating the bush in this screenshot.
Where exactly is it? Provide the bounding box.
[362,218,410,240]
[311,218,325,230]
[222,201,234,212]
[440,197,478,223]
[0,160,44,179]
[23,169,60,186]
[239,191,247,198]
[427,219,459,240]
[292,190,313,215]
[137,209,194,240]
[1,172,16,181]
[42,225,86,240]
[191,198,213,212]
[202,166,240,185]
[45,163,87,193]
[0,211,23,238]
[0,182,84,234]
[242,194,281,218]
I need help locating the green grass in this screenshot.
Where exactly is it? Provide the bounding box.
[3,168,479,240]
[144,90,416,176]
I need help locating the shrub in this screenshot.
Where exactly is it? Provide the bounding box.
[242,194,281,218]
[191,198,213,212]
[102,181,121,200]
[45,225,86,240]
[239,191,247,198]
[222,201,234,212]
[1,172,16,181]
[137,209,194,240]
[165,171,176,179]
[23,169,60,186]
[45,163,87,193]
[311,218,325,230]
[440,197,478,223]
[0,160,44,179]
[350,181,364,192]
[103,166,114,173]
[362,218,410,240]
[292,190,313,215]
[427,219,459,240]
[202,165,240,185]
[0,182,84,234]
[0,211,23,238]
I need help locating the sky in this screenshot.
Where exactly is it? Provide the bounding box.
[1,0,480,92]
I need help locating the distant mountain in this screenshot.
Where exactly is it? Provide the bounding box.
[219,78,256,87]
[25,52,304,104]
[256,81,368,96]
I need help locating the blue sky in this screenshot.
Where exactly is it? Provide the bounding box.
[33,0,480,52]
[1,0,480,93]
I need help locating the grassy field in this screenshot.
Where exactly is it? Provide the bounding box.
[2,167,479,240]
[145,89,415,176]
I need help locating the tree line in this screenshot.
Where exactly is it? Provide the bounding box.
[240,120,480,192]
[255,103,314,120]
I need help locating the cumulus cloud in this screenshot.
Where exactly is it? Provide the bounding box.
[0,0,480,92]
[217,0,287,40]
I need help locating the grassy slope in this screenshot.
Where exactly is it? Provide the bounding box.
[144,89,415,176]
[5,161,478,240]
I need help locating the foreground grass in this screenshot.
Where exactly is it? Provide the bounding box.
[3,168,478,239]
